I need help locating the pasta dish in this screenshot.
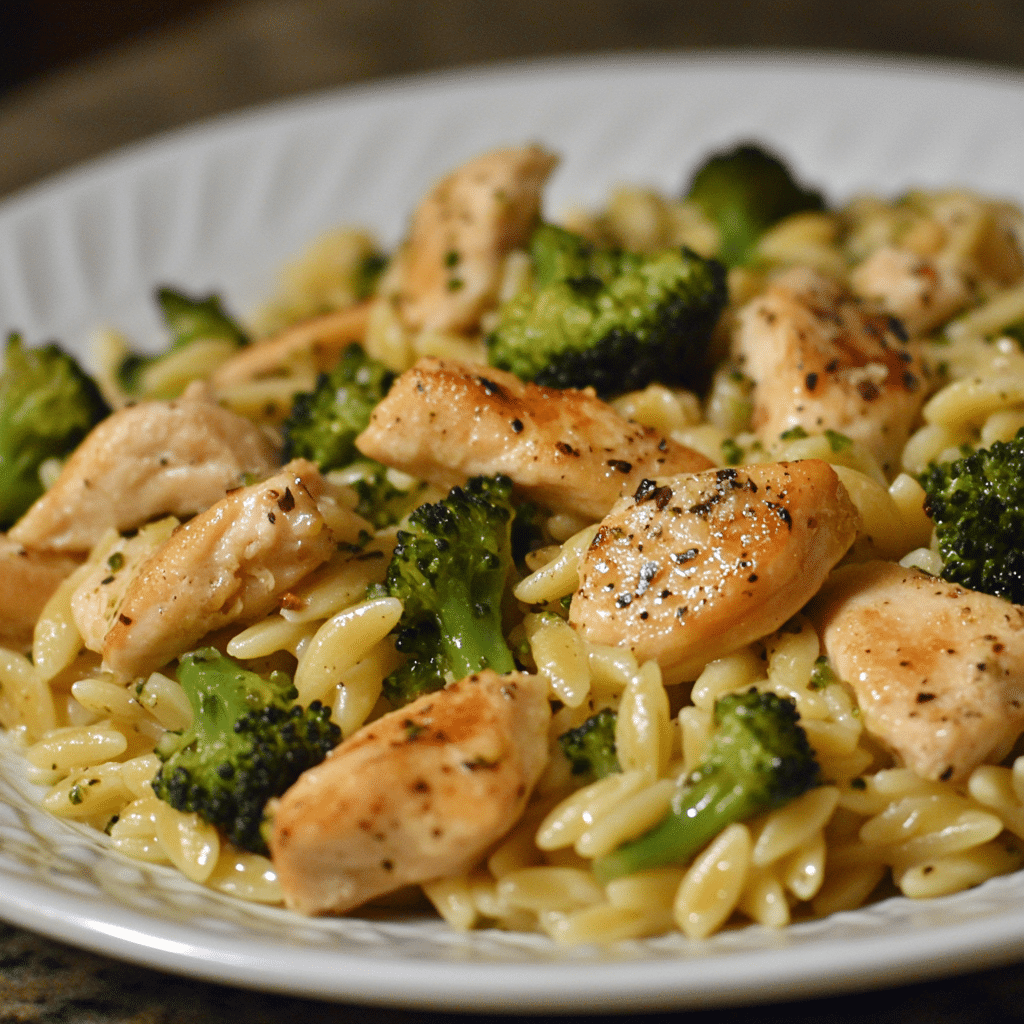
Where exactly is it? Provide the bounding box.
[3,139,1024,945]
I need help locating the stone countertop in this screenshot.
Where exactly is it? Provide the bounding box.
[5,919,1024,1024]
[3,2,1024,1020]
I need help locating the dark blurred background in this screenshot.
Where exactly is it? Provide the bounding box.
[2,0,1024,198]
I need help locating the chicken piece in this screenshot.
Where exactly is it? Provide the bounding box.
[71,460,336,679]
[850,244,972,337]
[391,145,558,335]
[570,461,858,683]
[70,516,179,662]
[0,535,82,651]
[9,382,280,553]
[810,560,1024,782]
[733,266,931,477]
[210,302,372,390]
[270,669,550,915]
[356,357,713,521]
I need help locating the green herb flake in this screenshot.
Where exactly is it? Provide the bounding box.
[354,252,388,300]
[809,655,837,690]
[68,785,84,805]
[825,429,853,453]
[721,438,744,466]
[404,719,426,741]
[780,425,808,441]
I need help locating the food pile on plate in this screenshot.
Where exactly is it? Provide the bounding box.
[3,139,1024,944]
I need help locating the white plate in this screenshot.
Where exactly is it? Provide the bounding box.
[2,52,1024,1012]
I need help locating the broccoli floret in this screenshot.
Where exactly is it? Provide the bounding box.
[376,475,518,706]
[158,287,249,350]
[558,709,620,780]
[282,343,395,470]
[920,429,1024,603]
[353,252,389,301]
[486,223,727,397]
[684,143,825,267]
[0,333,109,528]
[346,460,428,530]
[151,647,340,854]
[509,499,546,572]
[594,689,819,882]
[809,655,839,691]
[117,287,248,396]
[282,343,423,528]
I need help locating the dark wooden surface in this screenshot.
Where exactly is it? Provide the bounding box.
[3,2,1024,1020]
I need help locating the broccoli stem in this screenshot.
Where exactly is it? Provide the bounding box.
[438,577,515,678]
[594,774,761,883]
[593,689,819,883]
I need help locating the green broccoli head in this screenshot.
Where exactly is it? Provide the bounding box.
[282,342,396,471]
[377,475,518,706]
[920,429,1024,603]
[509,499,546,572]
[594,689,819,882]
[684,143,826,267]
[157,287,249,350]
[486,223,727,398]
[118,287,249,397]
[152,648,340,854]
[0,333,110,529]
[353,252,389,301]
[346,460,428,530]
[691,688,820,806]
[558,708,620,780]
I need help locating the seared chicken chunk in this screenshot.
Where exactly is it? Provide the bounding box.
[570,461,859,683]
[0,536,81,651]
[70,517,178,665]
[391,145,558,335]
[850,245,971,338]
[270,669,550,915]
[211,302,372,390]
[810,560,1024,782]
[9,383,279,553]
[356,357,713,520]
[71,460,336,679]
[733,267,931,476]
